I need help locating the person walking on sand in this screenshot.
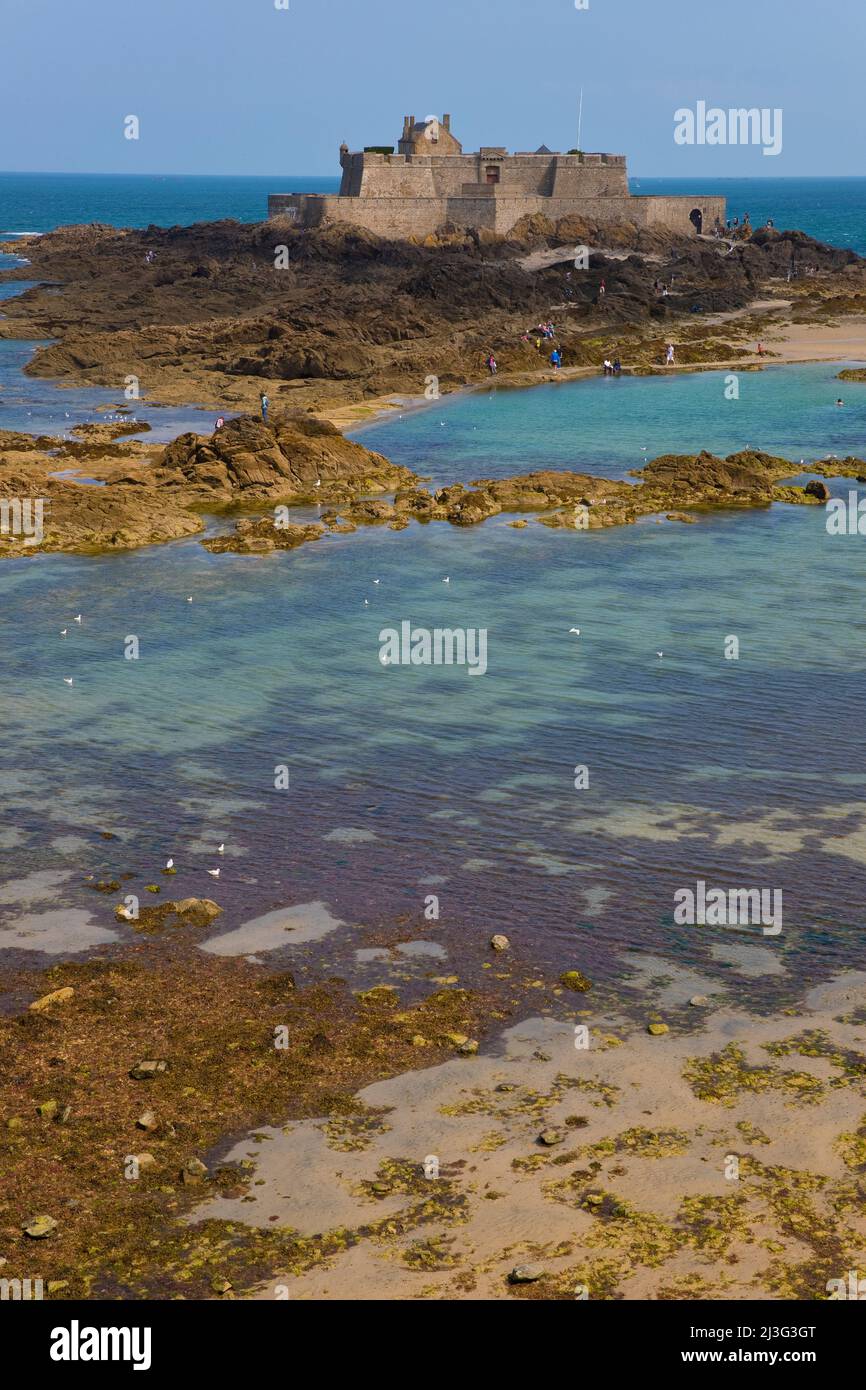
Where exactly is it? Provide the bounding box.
[550,348,562,370]
[665,343,675,365]
[487,353,498,375]
[260,391,270,423]
[757,341,765,357]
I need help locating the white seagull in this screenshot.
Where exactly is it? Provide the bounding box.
[186,596,193,603]
[372,578,381,585]
[73,614,82,624]
[443,577,450,584]
[60,629,67,637]
[63,677,74,685]
[657,651,664,659]
[165,857,174,870]
[569,628,580,636]
[207,868,220,879]
[217,843,225,855]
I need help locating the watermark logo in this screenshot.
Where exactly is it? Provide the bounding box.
[1,1277,44,1301]
[50,1322,152,1371]
[827,1270,866,1299]
[674,102,783,157]
[379,621,488,676]
[826,491,866,535]
[674,879,782,936]
[0,497,45,546]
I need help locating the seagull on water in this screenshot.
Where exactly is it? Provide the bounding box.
[60,629,67,637]
[73,614,82,624]
[165,857,174,870]
[186,596,193,603]
[207,867,220,878]
[443,576,450,584]
[372,578,380,585]
[63,677,74,685]
[569,628,581,636]
[657,651,664,659]
[217,843,225,855]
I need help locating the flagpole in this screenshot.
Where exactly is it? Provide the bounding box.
[577,87,583,152]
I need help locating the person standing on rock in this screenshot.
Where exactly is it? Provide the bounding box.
[665,344,675,365]
[260,391,270,423]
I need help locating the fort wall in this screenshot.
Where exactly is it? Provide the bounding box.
[268,191,726,240]
[269,114,725,240]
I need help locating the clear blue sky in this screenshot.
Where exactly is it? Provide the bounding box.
[1,0,862,177]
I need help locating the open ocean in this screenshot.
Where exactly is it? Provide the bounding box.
[2,172,866,253]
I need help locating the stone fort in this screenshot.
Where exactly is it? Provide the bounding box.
[269,112,725,239]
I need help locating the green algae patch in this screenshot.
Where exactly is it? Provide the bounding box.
[736,1119,772,1146]
[320,1102,393,1152]
[585,1127,691,1160]
[763,1029,866,1083]
[683,1043,827,1106]
[508,1257,626,1301]
[440,1072,582,1122]
[834,1113,866,1170]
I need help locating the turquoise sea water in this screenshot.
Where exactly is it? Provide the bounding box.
[2,192,866,1003]
[1,172,866,253]
[352,362,866,488]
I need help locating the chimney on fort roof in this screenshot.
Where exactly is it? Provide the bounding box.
[402,115,410,138]
[443,114,451,132]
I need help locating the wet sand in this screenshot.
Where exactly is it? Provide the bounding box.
[190,965,866,1301]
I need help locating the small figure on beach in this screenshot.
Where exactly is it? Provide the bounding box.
[603,357,613,376]
[598,279,606,298]
[757,341,765,357]
[260,391,269,422]
[613,358,622,375]
[550,348,562,369]
[487,353,498,374]
[215,416,225,430]
[665,343,675,365]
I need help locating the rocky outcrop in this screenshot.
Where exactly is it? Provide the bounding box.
[0,413,413,556]
[196,449,852,554]
[155,413,414,502]
[2,218,861,419]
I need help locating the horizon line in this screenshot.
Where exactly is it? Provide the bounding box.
[1,169,864,182]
